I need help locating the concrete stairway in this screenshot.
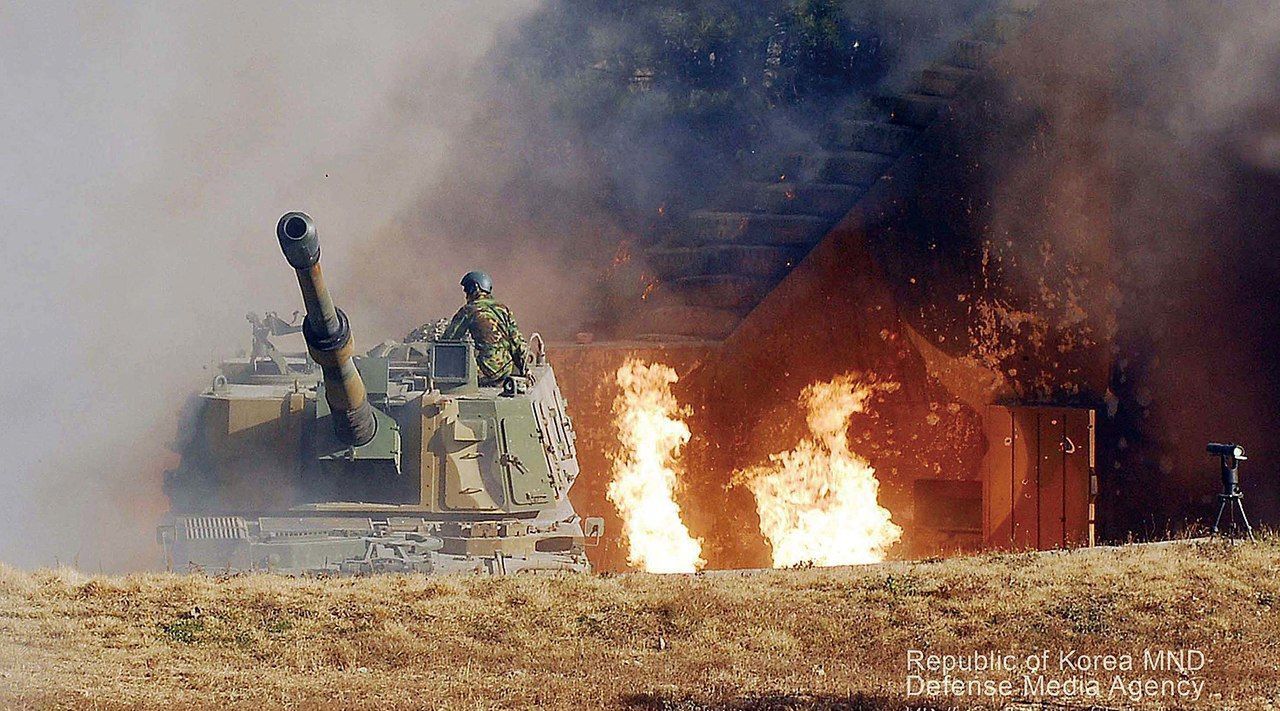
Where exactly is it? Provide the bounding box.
[627,3,1035,341]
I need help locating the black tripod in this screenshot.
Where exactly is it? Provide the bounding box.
[1208,442,1255,541]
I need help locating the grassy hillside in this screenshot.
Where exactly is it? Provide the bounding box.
[0,539,1277,709]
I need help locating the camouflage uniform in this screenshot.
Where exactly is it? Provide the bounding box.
[442,294,528,386]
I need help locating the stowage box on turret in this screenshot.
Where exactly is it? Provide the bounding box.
[160,212,601,575]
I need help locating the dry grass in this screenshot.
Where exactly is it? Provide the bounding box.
[0,539,1278,710]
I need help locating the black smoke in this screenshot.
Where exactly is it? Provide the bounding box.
[351,0,995,339]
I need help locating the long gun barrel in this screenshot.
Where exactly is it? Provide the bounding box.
[276,211,377,446]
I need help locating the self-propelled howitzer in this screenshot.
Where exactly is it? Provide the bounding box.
[159,212,601,575]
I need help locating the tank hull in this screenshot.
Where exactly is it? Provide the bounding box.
[159,508,591,575]
[163,343,601,576]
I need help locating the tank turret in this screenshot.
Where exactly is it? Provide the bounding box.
[276,212,376,446]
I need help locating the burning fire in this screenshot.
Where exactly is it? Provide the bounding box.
[607,360,704,573]
[735,374,902,567]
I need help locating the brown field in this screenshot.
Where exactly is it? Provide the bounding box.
[0,538,1277,710]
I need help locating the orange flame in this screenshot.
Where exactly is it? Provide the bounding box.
[735,374,902,567]
[607,360,705,573]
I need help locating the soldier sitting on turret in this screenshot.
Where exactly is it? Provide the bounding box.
[442,270,529,387]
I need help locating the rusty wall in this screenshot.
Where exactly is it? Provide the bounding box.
[698,205,993,563]
[553,218,1002,568]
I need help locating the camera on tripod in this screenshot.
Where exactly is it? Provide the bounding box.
[1207,442,1254,540]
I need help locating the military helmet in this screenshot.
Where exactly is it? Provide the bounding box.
[460,270,493,295]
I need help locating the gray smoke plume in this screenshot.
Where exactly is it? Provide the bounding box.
[0,2,538,570]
